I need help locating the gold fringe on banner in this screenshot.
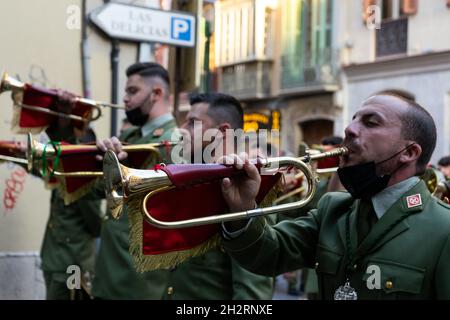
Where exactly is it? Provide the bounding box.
[39,158,101,205]
[127,197,222,273]
[57,177,100,205]
[57,159,100,205]
[127,175,282,272]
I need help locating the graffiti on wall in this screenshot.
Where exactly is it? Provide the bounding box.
[3,165,27,214]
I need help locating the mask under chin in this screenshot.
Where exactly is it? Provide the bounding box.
[337,162,391,199]
[126,108,149,126]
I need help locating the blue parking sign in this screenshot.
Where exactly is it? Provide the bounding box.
[171,17,191,42]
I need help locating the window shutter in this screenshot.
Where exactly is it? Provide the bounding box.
[403,0,418,15]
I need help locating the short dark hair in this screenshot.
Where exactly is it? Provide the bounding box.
[189,92,244,129]
[391,95,437,175]
[321,136,343,146]
[126,62,170,87]
[438,156,450,167]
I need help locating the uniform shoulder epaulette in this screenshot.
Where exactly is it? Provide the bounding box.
[152,127,164,137]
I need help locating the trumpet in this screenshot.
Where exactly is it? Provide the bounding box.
[1,72,125,125]
[103,147,349,227]
[273,144,341,205]
[421,167,450,203]
[0,141,29,166]
[0,155,28,165]
[28,133,178,176]
[27,133,179,205]
[273,164,339,205]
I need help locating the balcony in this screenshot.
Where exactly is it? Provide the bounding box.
[280,47,339,94]
[376,17,408,58]
[219,60,273,100]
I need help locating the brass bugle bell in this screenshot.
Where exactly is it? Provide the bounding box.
[103,150,172,219]
[103,147,349,228]
[1,72,125,123]
[420,167,450,203]
[0,72,24,93]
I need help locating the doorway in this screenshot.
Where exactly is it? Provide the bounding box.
[299,119,334,147]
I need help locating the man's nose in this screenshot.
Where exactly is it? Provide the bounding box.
[344,121,359,139]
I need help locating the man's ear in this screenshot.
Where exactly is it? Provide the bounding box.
[152,87,163,100]
[217,122,232,134]
[400,143,422,164]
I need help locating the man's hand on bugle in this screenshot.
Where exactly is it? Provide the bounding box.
[218,153,260,231]
[96,137,128,161]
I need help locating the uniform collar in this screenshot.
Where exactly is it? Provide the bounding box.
[141,113,174,138]
[371,176,420,219]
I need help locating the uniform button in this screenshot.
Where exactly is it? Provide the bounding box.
[48,223,53,229]
[65,237,71,243]
[314,262,319,269]
[167,286,174,295]
[353,264,358,271]
[385,280,393,289]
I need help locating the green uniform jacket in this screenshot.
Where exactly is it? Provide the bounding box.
[224,180,450,299]
[92,118,177,299]
[162,247,274,300]
[40,190,101,275]
[276,178,329,296]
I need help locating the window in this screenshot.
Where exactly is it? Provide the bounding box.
[218,1,275,66]
[281,0,334,86]
[376,0,414,57]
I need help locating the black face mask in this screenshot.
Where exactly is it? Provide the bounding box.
[126,107,149,126]
[337,144,415,199]
[338,162,390,199]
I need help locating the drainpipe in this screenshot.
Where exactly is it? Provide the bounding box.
[81,0,91,99]
[104,0,119,137]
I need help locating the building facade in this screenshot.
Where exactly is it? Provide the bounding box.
[215,0,340,155]
[338,0,450,165]
[215,0,450,163]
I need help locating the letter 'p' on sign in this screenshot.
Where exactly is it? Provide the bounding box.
[171,17,191,41]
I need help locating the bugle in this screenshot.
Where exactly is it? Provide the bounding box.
[103,147,349,227]
[273,149,340,205]
[28,133,177,173]
[28,133,178,205]
[1,72,125,133]
[421,167,450,203]
[0,140,28,166]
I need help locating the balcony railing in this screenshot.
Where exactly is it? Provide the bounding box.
[376,17,408,58]
[219,60,272,100]
[280,47,339,92]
